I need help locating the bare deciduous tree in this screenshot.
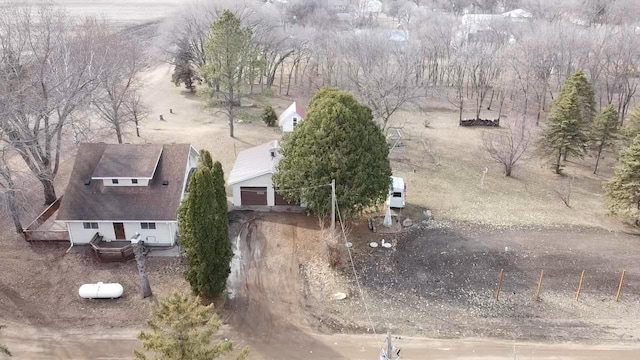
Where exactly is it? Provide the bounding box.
[0,7,107,204]
[0,145,24,235]
[92,30,148,144]
[482,117,532,176]
[341,31,421,130]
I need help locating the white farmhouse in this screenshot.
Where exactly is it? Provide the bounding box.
[228,140,299,208]
[279,101,306,133]
[56,143,199,246]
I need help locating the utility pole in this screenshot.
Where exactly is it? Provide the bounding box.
[131,233,152,299]
[380,331,400,360]
[331,179,336,232]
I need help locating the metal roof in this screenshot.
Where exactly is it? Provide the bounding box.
[228,140,281,185]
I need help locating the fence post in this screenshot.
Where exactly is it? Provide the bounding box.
[576,270,585,302]
[616,270,626,302]
[495,268,504,301]
[534,270,544,301]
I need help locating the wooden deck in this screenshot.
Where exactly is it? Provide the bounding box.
[23,197,69,242]
[89,233,134,262]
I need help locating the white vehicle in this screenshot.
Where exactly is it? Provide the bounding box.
[388,176,406,209]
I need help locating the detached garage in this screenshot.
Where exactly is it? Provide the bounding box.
[240,187,268,205]
[228,140,298,208]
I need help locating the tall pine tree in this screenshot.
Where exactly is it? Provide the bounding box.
[590,105,619,174]
[172,38,200,92]
[538,85,586,174]
[210,160,232,295]
[566,70,597,126]
[604,134,640,224]
[202,10,255,138]
[178,151,231,297]
[621,104,640,144]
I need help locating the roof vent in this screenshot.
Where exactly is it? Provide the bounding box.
[162,180,169,186]
[84,180,91,186]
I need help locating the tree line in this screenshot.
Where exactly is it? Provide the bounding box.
[0,5,150,233]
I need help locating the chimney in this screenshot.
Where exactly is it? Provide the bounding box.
[269,140,279,159]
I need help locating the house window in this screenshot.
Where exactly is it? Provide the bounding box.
[293,118,298,127]
[392,192,402,198]
[83,222,99,229]
[131,179,138,184]
[141,222,156,230]
[112,179,119,184]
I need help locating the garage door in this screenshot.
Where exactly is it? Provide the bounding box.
[240,187,268,205]
[274,192,296,206]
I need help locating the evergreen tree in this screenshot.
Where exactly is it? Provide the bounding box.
[172,38,200,93]
[621,104,640,144]
[202,10,255,138]
[559,71,596,161]
[262,105,277,127]
[273,88,392,219]
[566,70,597,126]
[178,151,231,297]
[538,86,586,174]
[590,105,619,174]
[134,292,236,360]
[604,135,640,224]
[199,149,213,170]
[210,160,232,295]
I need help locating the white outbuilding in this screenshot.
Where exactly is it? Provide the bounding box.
[279,102,306,133]
[228,140,298,207]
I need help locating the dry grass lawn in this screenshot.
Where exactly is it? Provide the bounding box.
[386,107,622,230]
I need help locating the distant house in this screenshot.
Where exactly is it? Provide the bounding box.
[279,101,306,133]
[228,140,298,208]
[327,0,351,13]
[359,0,382,16]
[457,9,533,43]
[56,143,199,246]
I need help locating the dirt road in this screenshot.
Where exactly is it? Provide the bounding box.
[4,325,640,360]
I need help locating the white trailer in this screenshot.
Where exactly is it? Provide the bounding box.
[388,176,406,209]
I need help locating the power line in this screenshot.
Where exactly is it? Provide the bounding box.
[272,182,332,193]
[335,199,377,335]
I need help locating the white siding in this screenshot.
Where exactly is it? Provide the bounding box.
[101,179,150,187]
[280,112,303,133]
[123,222,175,246]
[66,221,176,246]
[231,173,275,206]
[67,222,116,244]
[181,147,199,201]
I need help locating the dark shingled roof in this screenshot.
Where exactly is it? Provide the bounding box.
[92,144,163,179]
[57,143,193,221]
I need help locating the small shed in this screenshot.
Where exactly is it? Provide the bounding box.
[279,102,306,133]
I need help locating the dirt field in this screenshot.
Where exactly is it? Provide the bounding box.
[0,240,189,330]
[313,218,640,343]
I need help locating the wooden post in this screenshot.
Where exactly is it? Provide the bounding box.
[616,270,626,302]
[495,268,504,301]
[534,270,544,301]
[576,270,585,301]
